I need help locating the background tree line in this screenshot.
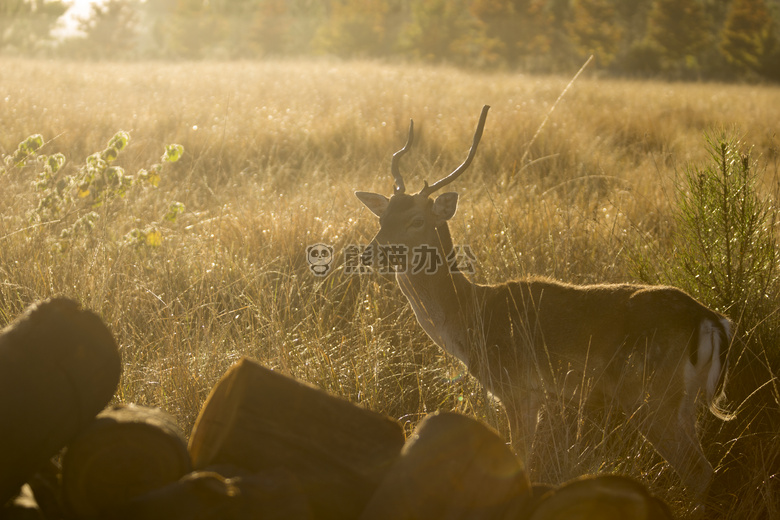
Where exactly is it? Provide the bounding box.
[2,0,780,81]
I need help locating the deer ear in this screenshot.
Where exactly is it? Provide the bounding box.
[355,191,390,217]
[432,192,458,221]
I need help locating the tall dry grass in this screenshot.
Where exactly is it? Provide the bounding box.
[2,58,779,518]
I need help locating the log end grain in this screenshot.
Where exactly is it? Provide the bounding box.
[189,357,405,519]
[360,411,531,520]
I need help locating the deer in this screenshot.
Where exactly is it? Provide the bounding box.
[355,105,733,498]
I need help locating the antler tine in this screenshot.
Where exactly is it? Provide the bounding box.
[391,119,414,194]
[420,105,490,198]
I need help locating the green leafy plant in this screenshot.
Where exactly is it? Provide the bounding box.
[124,201,187,248]
[3,134,47,169]
[2,132,185,251]
[665,133,780,518]
[671,131,778,326]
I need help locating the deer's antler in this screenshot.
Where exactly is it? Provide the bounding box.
[391,119,414,195]
[419,105,489,198]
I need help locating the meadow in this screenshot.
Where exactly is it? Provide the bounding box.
[1,58,779,518]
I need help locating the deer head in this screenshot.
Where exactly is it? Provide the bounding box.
[355,105,490,266]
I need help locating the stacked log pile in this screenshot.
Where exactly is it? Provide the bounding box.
[0,299,675,519]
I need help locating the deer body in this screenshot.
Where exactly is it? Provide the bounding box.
[356,106,731,497]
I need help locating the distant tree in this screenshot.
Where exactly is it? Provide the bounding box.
[540,0,581,71]
[246,0,292,56]
[68,0,143,59]
[313,0,391,58]
[1,0,67,54]
[203,0,261,57]
[208,0,256,15]
[399,0,483,64]
[161,0,221,58]
[120,0,323,58]
[612,0,653,37]
[469,0,520,66]
[646,0,709,66]
[519,1,554,57]
[567,0,622,66]
[135,0,173,57]
[720,0,778,77]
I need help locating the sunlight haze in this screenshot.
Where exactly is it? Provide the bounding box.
[57,0,103,36]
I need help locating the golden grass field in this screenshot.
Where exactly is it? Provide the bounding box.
[2,58,779,517]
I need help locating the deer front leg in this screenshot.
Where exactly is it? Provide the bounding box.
[502,394,542,469]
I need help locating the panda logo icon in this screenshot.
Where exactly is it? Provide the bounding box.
[306,243,334,276]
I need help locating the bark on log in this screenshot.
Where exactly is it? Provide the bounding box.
[359,411,532,520]
[0,298,121,506]
[526,474,674,520]
[188,357,405,520]
[61,404,191,518]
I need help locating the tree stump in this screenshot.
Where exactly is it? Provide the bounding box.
[61,404,191,517]
[188,357,405,519]
[0,298,121,506]
[359,411,532,520]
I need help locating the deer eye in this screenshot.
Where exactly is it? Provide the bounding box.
[410,217,425,228]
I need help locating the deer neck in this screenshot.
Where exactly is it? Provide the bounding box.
[395,222,475,365]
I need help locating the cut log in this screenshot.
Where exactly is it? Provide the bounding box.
[0,298,121,506]
[106,469,314,520]
[527,474,674,520]
[61,404,191,518]
[106,471,240,520]
[359,411,532,520]
[224,469,314,520]
[188,357,405,520]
